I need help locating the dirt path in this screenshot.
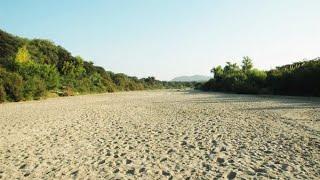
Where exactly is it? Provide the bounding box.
[0,90,319,179]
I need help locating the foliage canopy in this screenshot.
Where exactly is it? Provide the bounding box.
[200,57,320,96]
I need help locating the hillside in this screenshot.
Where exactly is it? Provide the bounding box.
[0,29,192,102]
[171,75,211,82]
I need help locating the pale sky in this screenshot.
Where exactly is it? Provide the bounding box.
[1,0,320,80]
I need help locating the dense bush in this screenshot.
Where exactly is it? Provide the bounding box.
[200,57,320,96]
[0,69,23,101]
[0,29,24,59]
[266,59,320,96]
[0,83,5,103]
[23,76,47,100]
[18,62,60,90]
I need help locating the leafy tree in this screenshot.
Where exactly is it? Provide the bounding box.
[211,65,223,79]
[15,45,31,63]
[242,56,253,72]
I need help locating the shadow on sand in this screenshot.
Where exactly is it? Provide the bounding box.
[173,89,320,111]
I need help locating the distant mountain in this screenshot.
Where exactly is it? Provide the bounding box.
[171,75,211,82]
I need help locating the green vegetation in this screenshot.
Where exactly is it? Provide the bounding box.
[200,57,320,96]
[0,29,193,103]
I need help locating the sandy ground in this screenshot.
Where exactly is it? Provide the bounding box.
[0,90,319,179]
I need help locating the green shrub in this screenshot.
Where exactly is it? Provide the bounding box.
[0,69,23,101]
[0,58,19,71]
[0,84,6,103]
[33,78,46,99]
[105,84,116,92]
[23,76,47,100]
[101,79,117,92]
[76,78,91,93]
[40,64,60,90]
[18,62,60,90]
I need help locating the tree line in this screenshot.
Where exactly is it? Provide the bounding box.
[0,29,193,103]
[199,56,320,96]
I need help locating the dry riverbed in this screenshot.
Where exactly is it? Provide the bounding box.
[0,90,319,179]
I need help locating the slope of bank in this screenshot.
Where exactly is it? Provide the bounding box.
[0,29,193,103]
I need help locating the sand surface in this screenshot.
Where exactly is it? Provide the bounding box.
[0,90,319,179]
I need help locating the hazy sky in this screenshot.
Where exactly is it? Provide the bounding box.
[1,0,320,80]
